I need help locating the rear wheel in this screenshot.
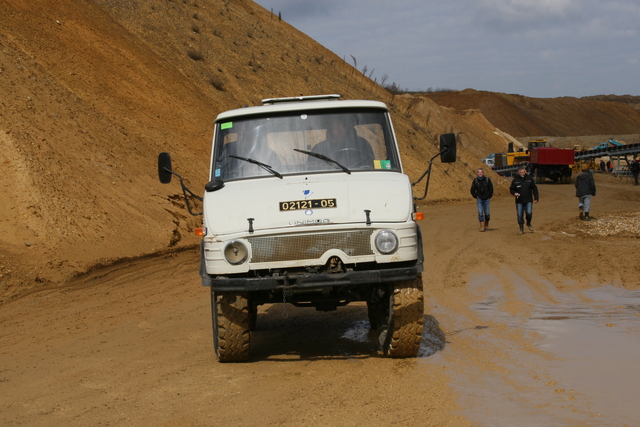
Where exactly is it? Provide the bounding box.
[211,291,250,362]
[377,277,424,357]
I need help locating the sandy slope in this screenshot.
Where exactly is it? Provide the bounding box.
[422,89,640,138]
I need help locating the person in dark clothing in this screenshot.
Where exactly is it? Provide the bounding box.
[599,159,606,173]
[310,118,374,169]
[575,168,596,221]
[630,157,640,185]
[470,168,494,232]
[509,167,539,234]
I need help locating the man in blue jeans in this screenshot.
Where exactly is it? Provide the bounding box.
[470,168,494,232]
[509,167,539,234]
[575,168,596,220]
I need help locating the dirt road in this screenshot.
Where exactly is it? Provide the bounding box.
[2,174,639,426]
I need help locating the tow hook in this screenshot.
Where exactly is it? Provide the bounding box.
[282,272,293,299]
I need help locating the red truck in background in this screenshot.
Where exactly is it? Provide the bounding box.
[529,143,575,184]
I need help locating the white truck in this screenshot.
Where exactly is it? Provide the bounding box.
[158,94,456,361]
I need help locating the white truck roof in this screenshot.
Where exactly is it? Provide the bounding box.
[214,95,389,122]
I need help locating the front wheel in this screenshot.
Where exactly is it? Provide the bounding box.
[211,291,250,362]
[377,277,424,357]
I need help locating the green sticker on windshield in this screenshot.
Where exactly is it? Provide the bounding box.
[220,122,233,130]
[375,160,392,170]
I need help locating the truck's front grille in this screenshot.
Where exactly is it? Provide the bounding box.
[248,230,374,263]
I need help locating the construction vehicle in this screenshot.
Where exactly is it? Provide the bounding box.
[481,155,494,168]
[572,158,597,173]
[491,139,574,183]
[490,143,529,177]
[529,141,574,183]
[491,139,640,180]
[592,138,624,150]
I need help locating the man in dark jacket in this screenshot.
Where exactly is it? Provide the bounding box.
[630,157,640,185]
[509,167,539,234]
[575,168,596,221]
[470,168,494,232]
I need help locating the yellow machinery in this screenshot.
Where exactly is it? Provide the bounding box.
[573,159,596,173]
[506,151,529,166]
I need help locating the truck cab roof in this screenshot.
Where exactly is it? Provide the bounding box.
[215,95,389,122]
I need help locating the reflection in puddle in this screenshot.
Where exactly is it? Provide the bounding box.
[340,315,447,358]
[526,287,640,425]
[340,320,370,343]
[463,281,640,426]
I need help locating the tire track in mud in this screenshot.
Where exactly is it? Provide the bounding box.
[3,245,199,304]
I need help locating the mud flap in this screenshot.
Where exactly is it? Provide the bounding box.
[416,224,424,272]
[200,240,212,286]
[377,290,394,352]
[378,304,393,356]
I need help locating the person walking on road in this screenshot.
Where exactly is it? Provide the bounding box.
[509,167,539,234]
[630,157,640,185]
[470,168,494,232]
[575,168,596,221]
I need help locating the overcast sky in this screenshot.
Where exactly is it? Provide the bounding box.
[254,0,640,98]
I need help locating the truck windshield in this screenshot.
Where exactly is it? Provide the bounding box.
[212,109,401,181]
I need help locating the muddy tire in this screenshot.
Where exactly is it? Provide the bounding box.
[211,291,250,362]
[378,277,424,358]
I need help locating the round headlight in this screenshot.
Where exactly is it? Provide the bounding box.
[375,230,398,254]
[224,241,248,265]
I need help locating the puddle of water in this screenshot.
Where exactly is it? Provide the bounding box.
[460,278,640,426]
[339,284,640,425]
[526,286,640,425]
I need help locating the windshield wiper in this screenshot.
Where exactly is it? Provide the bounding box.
[229,155,283,179]
[294,149,351,174]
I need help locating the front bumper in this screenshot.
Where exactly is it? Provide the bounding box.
[202,265,420,292]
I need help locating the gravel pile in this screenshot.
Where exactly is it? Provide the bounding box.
[580,212,640,237]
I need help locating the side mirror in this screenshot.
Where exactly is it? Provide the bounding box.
[158,152,173,184]
[439,133,457,163]
[205,179,225,192]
